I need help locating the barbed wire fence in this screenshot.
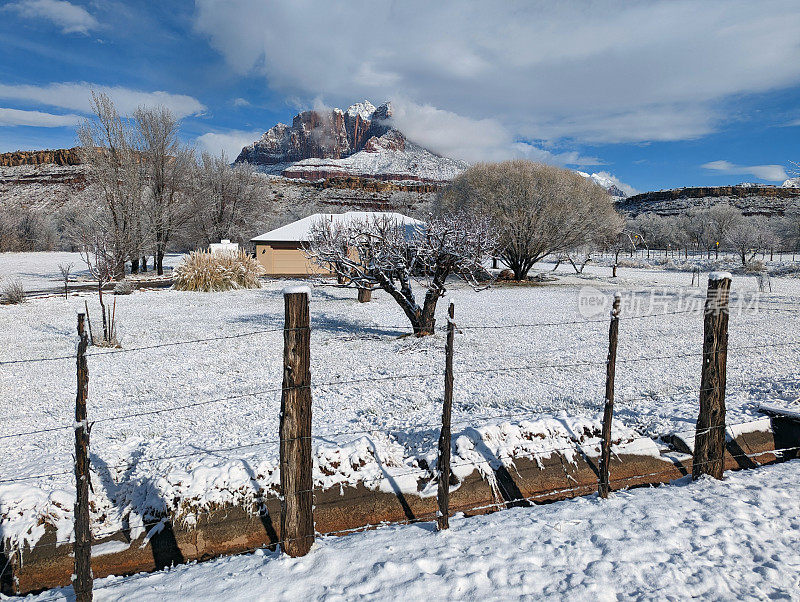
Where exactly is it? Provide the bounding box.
[1,275,799,596]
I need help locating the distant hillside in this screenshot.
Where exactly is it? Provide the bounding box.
[618,185,800,217]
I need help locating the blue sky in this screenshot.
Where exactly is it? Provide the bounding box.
[1,0,799,193]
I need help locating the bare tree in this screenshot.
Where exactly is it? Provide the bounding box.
[58,263,73,299]
[305,213,494,335]
[133,106,193,275]
[604,230,640,277]
[0,208,58,252]
[438,161,622,280]
[779,207,800,258]
[726,216,773,266]
[77,92,144,278]
[78,223,116,343]
[706,205,742,259]
[187,152,268,246]
[684,208,715,257]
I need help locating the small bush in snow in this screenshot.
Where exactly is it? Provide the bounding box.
[114,279,135,295]
[744,260,766,273]
[1,280,26,304]
[173,250,264,292]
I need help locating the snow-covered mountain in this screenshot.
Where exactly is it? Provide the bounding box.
[236,103,633,193]
[577,171,630,199]
[781,177,800,188]
[236,101,467,184]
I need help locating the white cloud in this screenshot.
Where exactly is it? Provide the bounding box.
[194,0,800,150]
[0,82,205,119]
[0,107,82,127]
[701,160,788,182]
[377,99,601,166]
[6,0,98,35]
[195,129,263,160]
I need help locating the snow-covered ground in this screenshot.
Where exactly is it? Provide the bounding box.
[1,255,799,556]
[0,252,182,292]
[22,460,800,601]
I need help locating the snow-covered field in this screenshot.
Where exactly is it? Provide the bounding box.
[23,460,800,601]
[1,253,799,558]
[0,252,182,292]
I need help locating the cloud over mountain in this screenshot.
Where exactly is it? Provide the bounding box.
[194,0,800,160]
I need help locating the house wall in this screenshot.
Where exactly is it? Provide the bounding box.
[255,242,331,276]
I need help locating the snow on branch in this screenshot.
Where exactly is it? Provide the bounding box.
[304,212,495,335]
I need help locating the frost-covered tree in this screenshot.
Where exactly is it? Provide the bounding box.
[706,205,742,258]
[779,207,800,257]
[77,92,144,279]
[186,152,269,246]
[438,161,622,280]
[305,213,495,335]
[77,220,116,343]
[133,106,193,275]
[726,216,773,266]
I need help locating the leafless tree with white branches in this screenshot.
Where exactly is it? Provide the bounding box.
[438,160,623,280]
[78,222,116,343]
[186,152,268,247]
[77,91,145,279]
[305,213,495,335]
[726,216,775,266]
[134,105,193,274]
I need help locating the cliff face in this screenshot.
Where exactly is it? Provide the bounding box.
[618,185,800,217]
[237,101,392,166]
[235,101,464,184]
[0,163,90,212]
[0,148,82,167]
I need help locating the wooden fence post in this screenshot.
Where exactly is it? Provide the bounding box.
[598,294,621,499]
[73,313,92,602]
[280,288,314,556]
[692,274,731,480]
[437,302,455,530]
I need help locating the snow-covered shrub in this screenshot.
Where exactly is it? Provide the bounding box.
[744,260,765,273]
[114,279,135,295]
[173,250,264,292]
[1,279,26,304]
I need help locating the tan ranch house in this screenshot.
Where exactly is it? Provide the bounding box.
[251,211,422,277]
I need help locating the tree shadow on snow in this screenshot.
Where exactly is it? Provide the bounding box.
[91,450,184,571]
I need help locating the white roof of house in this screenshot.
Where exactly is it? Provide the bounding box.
[251,211,423,243]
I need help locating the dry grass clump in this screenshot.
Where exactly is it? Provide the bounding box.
[173,250,264,292]
[1,279,26,304]
[113,279,135,295]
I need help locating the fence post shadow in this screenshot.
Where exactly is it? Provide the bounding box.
[0,548,14,596]
[239,459,279,548]
[148,521,185,571]
[725,438,758,470]
[462,427,530,508]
